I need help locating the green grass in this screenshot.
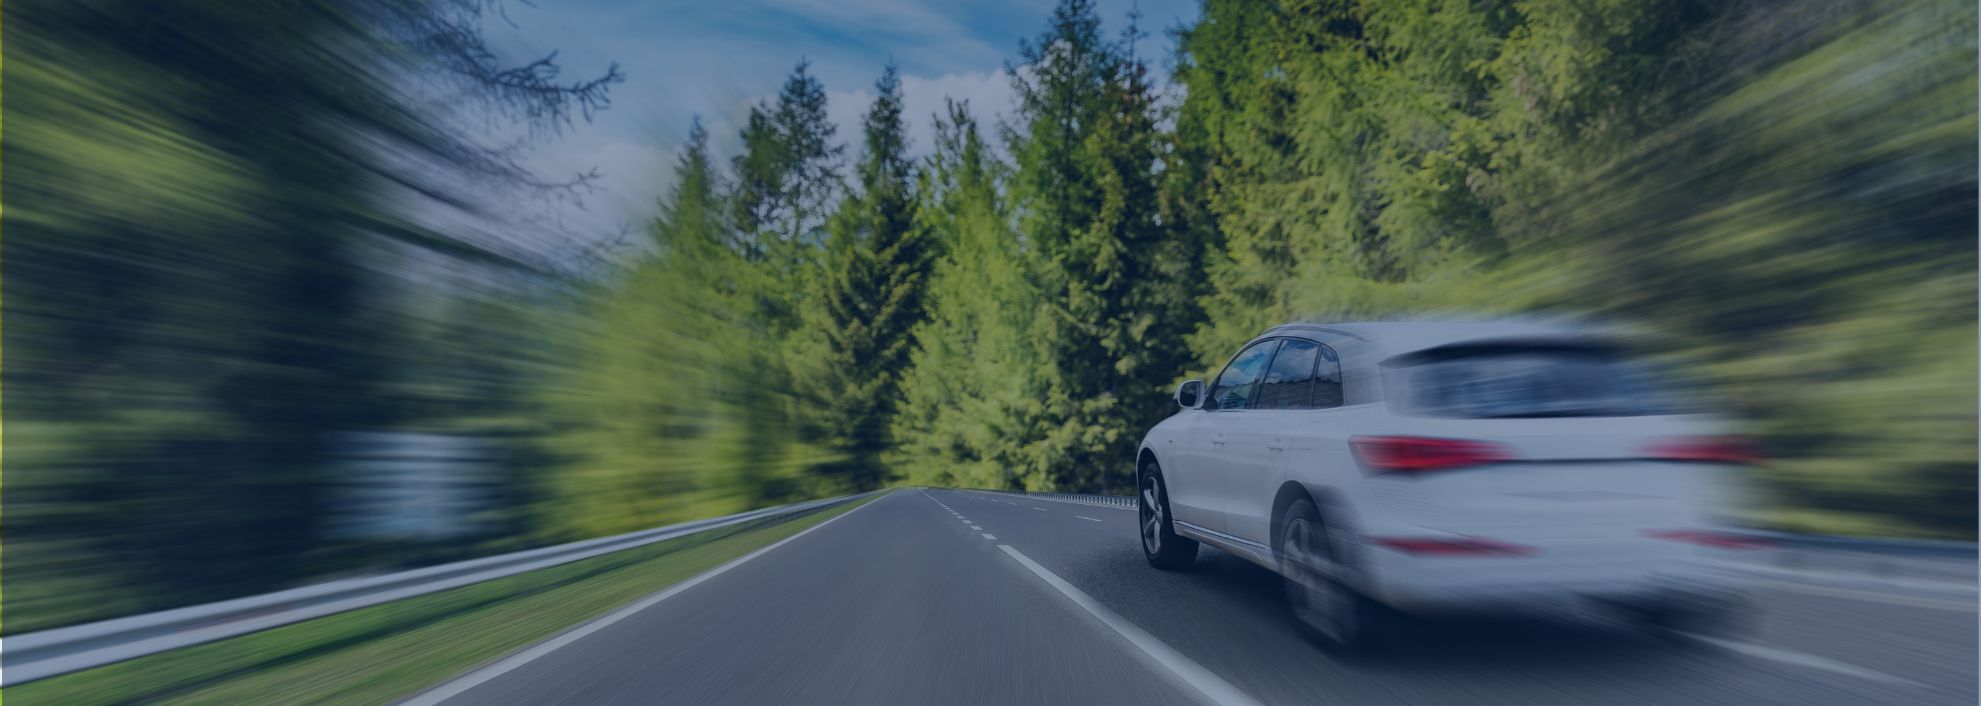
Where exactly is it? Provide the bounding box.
[5,494,882,706]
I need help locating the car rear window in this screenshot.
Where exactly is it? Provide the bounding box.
[1381,342,1676,418]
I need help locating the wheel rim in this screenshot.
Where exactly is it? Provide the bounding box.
[1285,517,1352,642]
[1140,475,1164,555]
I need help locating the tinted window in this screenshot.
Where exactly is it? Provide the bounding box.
[1385,344,1669,418]
[1313,343,1343,408]
[1209,340,1279,411]
[1256,339,1318,409]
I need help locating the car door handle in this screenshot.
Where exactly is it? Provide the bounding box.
[1211,434,1227,446]
[1267,440,1286,451]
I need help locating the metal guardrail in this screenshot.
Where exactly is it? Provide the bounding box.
[2,491,875,686]
[963,488,1136,509]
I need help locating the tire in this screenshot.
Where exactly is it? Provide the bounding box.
[1138,460,1198,570]
[1278,498,1387,653]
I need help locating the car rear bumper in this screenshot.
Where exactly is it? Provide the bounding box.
[1358,540,1751,616]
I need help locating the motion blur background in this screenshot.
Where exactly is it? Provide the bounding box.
[4,0,1974,648]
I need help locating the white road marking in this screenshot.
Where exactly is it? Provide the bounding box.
[1076,516,1102,522]
[982,533,997,540]
[403,494,886,706]
[971,525,983,530]
[998,545,1263,706]
[1033,507,1047,512]
[1684,634,1925,688]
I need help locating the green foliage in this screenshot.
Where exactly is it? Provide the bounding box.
[574,0,1974,538]
[1175,0,1975,536]
[1505,0,1979,537]
[734,61,846,291]
[544,61,867,537]
[549,123,767,537]
[12,0,1972,644]
[5,0,620,629]
[889,103,1043,489]
[789,65,935,491]
[1001,1,1202,492]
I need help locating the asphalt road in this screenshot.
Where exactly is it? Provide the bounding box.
[411,489,1978,705]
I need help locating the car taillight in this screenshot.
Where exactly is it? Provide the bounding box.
[1641,435,1762,465]
[1350,436,1514,475]
[1645,530,1772,550]
[1368,536,1537,556]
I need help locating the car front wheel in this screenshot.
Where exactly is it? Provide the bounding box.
[1138,461,1198,570]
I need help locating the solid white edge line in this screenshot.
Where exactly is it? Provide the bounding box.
[1683,634,1925,689]
[998,545,1263,706]
[400,493,888,706]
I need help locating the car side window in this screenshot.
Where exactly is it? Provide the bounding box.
[1256,339,1319,409]
[1313,342,1344,408]
[1208,340,1280,411]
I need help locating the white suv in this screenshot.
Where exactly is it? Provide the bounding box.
[1136,321,1754,649]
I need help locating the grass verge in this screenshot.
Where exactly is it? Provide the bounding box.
[6,493,882,706]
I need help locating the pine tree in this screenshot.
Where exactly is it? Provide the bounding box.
[790,64,933,491]
[550,119,771,536]
[656,120,728,254]
[771,59,845,253]
[1006,0,1182,492]
[890,101,1042,489]
[1172,0,1301,369]
[1179,0,1512,369]
[729,60,845,335]
[729,105,785,258]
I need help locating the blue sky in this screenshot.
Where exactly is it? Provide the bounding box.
[483,0,1201,240]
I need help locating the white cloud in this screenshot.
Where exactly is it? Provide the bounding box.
[902,70,1020,146]
[756,0,1004,60]
[826,69,1017,163]
[468,0,1198,250]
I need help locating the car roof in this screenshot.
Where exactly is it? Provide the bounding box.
[1259,320,1597,356]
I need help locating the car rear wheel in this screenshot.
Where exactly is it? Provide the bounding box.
[1279,498,1386,652]
[1631,593,1750,643]
[1138,461,1198,570]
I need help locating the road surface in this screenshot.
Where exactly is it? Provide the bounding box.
[409,489,1977,705]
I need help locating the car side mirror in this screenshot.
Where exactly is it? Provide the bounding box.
[1175,379,1205,409]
